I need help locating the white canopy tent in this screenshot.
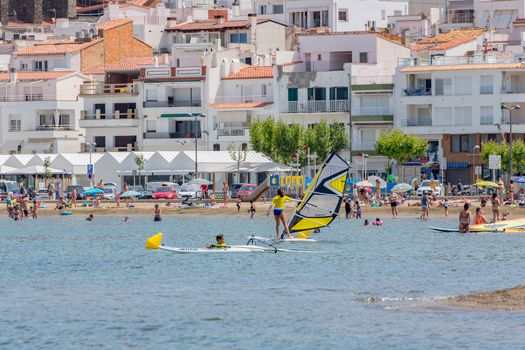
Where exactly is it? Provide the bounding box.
[4,165,64,175]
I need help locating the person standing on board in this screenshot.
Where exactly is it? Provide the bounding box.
[267,189,293,240]
[459,203,471,233]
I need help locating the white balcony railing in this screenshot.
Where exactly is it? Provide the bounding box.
[401,118,432,127]
[80,82,139,95]
[35,124,76,131]
[398,55,525,68]
[217,128,246,136]
[143,100,202,108]
[212,95,271,104]
[81,110,137,120]
[0,94,78,102]
[352,107,392,116]
[502,85,525,94]
[287,100,349,113]
[351,75,394,85]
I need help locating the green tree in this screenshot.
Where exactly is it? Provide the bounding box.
[134,154,147,186]
[329,122,349,154]
[481,139,525,174]
[227,142,248,181]
[375,129,427,176]
[43,156,52,184]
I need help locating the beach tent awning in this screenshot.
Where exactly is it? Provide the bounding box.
[116,169,194,175]
[4,165,64,175]
[0,165,16,174]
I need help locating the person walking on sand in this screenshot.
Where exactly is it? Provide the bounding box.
[420,192,429,219]
[443,198,449,217]
[491,193,501,222]
[249,200,256,219]
[267,189,293,240]
[389,190,398,219]
[222,182,229,207]
[459,203,471,233]
[154,204,162,222]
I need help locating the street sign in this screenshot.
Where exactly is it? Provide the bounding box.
[489,154,501,170]
[87,164,94,179]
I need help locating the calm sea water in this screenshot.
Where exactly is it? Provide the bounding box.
[1,212,525,349]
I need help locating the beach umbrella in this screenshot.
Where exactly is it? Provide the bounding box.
[514,176,525,184]
[475,180,499,188]
[82,188,104,196]
[187,178,212,185]
[392,183,412,193]
[355,180,373,188]
[121,190,141,198]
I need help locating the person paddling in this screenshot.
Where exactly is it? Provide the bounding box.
[267,188,293,240]
[207,234,228,249]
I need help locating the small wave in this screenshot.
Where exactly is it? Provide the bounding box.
[359,295,450,303]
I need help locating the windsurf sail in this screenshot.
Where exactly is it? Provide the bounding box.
[287,152,349,236]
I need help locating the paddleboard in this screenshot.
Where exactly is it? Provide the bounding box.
[428,226,525,233]
[60,211,73,216]
[158,245,282,254]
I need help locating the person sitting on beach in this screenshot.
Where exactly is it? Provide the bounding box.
[373,217,383,226]
[154,204,162,222]
[473,207,488,225]
[54,196,65,210]
[459,203,471,233]
[363,219,369,226]
[86,214,94,221]
[208,234,228,249]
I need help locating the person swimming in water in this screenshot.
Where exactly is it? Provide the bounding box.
[363,219,369,226]
[267,189,294,240]
[207,234,228,249]
[86,214,94,221]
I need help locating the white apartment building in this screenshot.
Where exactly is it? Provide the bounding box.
[394,55,525,183]
[387,14,432,38]
[474,0,521,30]
[0,71,88,154]
[286,0,408,32]
[275,31,410,174]
[208,65,274,150]
[252,0,285,23]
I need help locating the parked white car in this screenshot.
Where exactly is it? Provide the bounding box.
[103,186,116,200]
[416,180,444,196]
[177,183,200,199]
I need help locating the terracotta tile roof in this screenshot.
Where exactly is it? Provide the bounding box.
[0,71,76,81]
[209,102,273,109]
[13,38,102,56]
[224,66,274,80]
[83,56,157,74]
[96,19,132,31]
[167,18,281,32]
[400,63,525,73]
[412,28,486,52]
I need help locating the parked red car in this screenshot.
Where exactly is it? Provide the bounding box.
[237,184,257,199]
[152,186,177,200]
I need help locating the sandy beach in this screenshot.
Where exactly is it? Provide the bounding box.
[443,285,525,311]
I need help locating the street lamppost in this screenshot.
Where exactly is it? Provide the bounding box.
[177,140,187,183]
[472,144,480,186]
[501,104,521,184]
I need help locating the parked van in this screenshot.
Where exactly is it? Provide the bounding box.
[0,180,19,200]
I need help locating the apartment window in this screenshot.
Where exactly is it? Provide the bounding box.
[146,89,157,101]
[213,143,220,151]
[454,106,472,126]
[33,60,48,71]
[307,87,326,100]
[20,62,29,70]
[329,87,348,100]
[244,57,252,65]
[480,75,493,94]
[394,10,402,16]
[361,129,376,148]
[338,9,348,22]
[9,115,21,132]
[273,5,283,14]
[94,136,106,148]
[480,106,493,125]
[435,78,452,96]
[147,120,156,132]
[230,33,248,43]
[433,107,452,126]
[454,76,472,95]
[451,135,476,153]
[59,114,71,126]
[259,5,267,14]
[322,11,328,26]
[359,52,368,63]
[241,143,248,151]
[381,9,386,20]
[261,84,267,96]
[288,88,298,101]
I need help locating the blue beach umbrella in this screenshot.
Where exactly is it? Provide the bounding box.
[514,176,525,184]
[82,188,104,196]
[121,190,141,198]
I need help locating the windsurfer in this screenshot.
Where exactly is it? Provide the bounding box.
[267,189,293,239]
[208,234,228,249]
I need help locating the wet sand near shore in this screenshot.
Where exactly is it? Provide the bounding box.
[442,285,525,311]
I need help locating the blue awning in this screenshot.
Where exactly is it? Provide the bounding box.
[447,162,470,169]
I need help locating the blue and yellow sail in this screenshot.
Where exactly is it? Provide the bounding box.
[288,152,349,237]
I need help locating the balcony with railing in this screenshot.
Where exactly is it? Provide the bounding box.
[81,110,137,120]
[287,100,349,113]
[480,86,493,94]
[0,94,77,102]
[502,85,525,94]
[34,124,76,131]
[400,118,432,127]
[480,115,494,125]
[398,55,525,68]
[143,132,202,139]
[216,128,247,137]
[211,95,273,107]
[403,87,432,96]
[142,66,206,81]
[143,100,202,108]
[352,107,392,116]
[351,75,394,85]
[80,82,139,95]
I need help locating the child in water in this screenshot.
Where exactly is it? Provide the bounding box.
[373,218,383,226]
[363,219,369,226]
[354,201,362,219]
[86,214,94,221]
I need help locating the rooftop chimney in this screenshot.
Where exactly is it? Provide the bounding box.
[214,15,225,25]
[9,68,17,82]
